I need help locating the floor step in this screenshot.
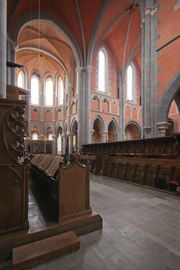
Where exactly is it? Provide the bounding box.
[12,231,80,270]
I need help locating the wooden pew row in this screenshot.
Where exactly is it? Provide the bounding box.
[82,134,180,158]
[77,155,95,173]
[100,155,180,191]
[31,154,102,226]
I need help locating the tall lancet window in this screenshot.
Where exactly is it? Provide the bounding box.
[58,77,63,105]
[31,76,39,105]
[98,50,105,92]
[18,70,24,88]
[45,78,53,106]
[127,65,133,101]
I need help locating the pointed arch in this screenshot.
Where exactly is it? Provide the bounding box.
[107,117,119,134]
[125,120,141,139]
[70,116,78,134]
[30,122,41,134]
[91,114,105,132]
[156,70,180,123]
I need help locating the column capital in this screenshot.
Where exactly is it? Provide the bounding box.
[157,122,171,134]
[51,134,56,140]
[61,133,67,139]
[100,131,108,137]
[143,4,158,17]
[39,134,45,140]
[66,131,74,138]
[90,130,95,135]
[75,65,93,73]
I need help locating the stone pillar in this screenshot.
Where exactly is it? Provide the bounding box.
[67,132,74,155]
[39,134,45,153]
[76,65,93,152]
[141,4,158,138]
[51,134,56,156]
[118,69,124,141]
[100,131,108,143]
[0,0,7,98]
[157,122,171,137]
[24,94,30,135]
[90,130,95,143]
[67,83,72,133]
[7,37,17,86]
[61,133,67,155]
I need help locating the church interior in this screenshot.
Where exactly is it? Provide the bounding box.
[1,0,180,269]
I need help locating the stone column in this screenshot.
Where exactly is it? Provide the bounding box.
[100,131,108,143]
[76,67,83,153]
[90,130,95,143]
[24,94,30,135]
[0,0,7,98]
[51,134,56,156]
[61,133,67,155]
[7,37,17,86]
[141,4,158,138]
[39,134,45,153]
[67,83,72,133]
[67,132,74,155]
[157,122,171,137]
[118,69,124,141]
[76,65,93,152]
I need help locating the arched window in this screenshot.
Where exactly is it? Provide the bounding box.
[58,77,63,105]
[18,70,24,88]
[45,78,53,106]
[32,133,38,140]
[73,135,76,152]
[127,65,132,101]
[98,50,105,92]
[48,134,53,140]
[57,133,62,155]
[31,76,39,105]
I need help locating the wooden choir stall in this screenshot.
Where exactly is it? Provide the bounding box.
[30,153,101,227]
[0,97,102,258]
[81,135,180,194]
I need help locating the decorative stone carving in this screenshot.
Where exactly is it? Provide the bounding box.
[100,131,108,137]
[144,126,151,134]
[90,130,95,135]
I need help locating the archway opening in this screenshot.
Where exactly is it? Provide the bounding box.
[108,122,115,142]
[93,120,101,143]
[167,100,179,135]
[125,123,140,140]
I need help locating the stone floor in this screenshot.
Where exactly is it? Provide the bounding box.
[2,175,180,270]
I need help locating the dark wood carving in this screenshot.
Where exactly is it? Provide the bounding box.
[0,99,30,234]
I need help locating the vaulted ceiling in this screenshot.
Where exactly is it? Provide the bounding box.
[8,0,142,82]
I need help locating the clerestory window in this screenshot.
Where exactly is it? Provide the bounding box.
[31,76,39,105]
[58,77,64,105]
[98,50,105,92]
[127,65,132,101]
[45,78,53,106]
[18,70,25,89]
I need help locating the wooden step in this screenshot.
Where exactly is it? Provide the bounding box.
[12,231,80,270]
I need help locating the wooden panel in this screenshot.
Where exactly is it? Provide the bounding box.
[0,99,30,234]
[58,155,91,220]
[45,156,63,177]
